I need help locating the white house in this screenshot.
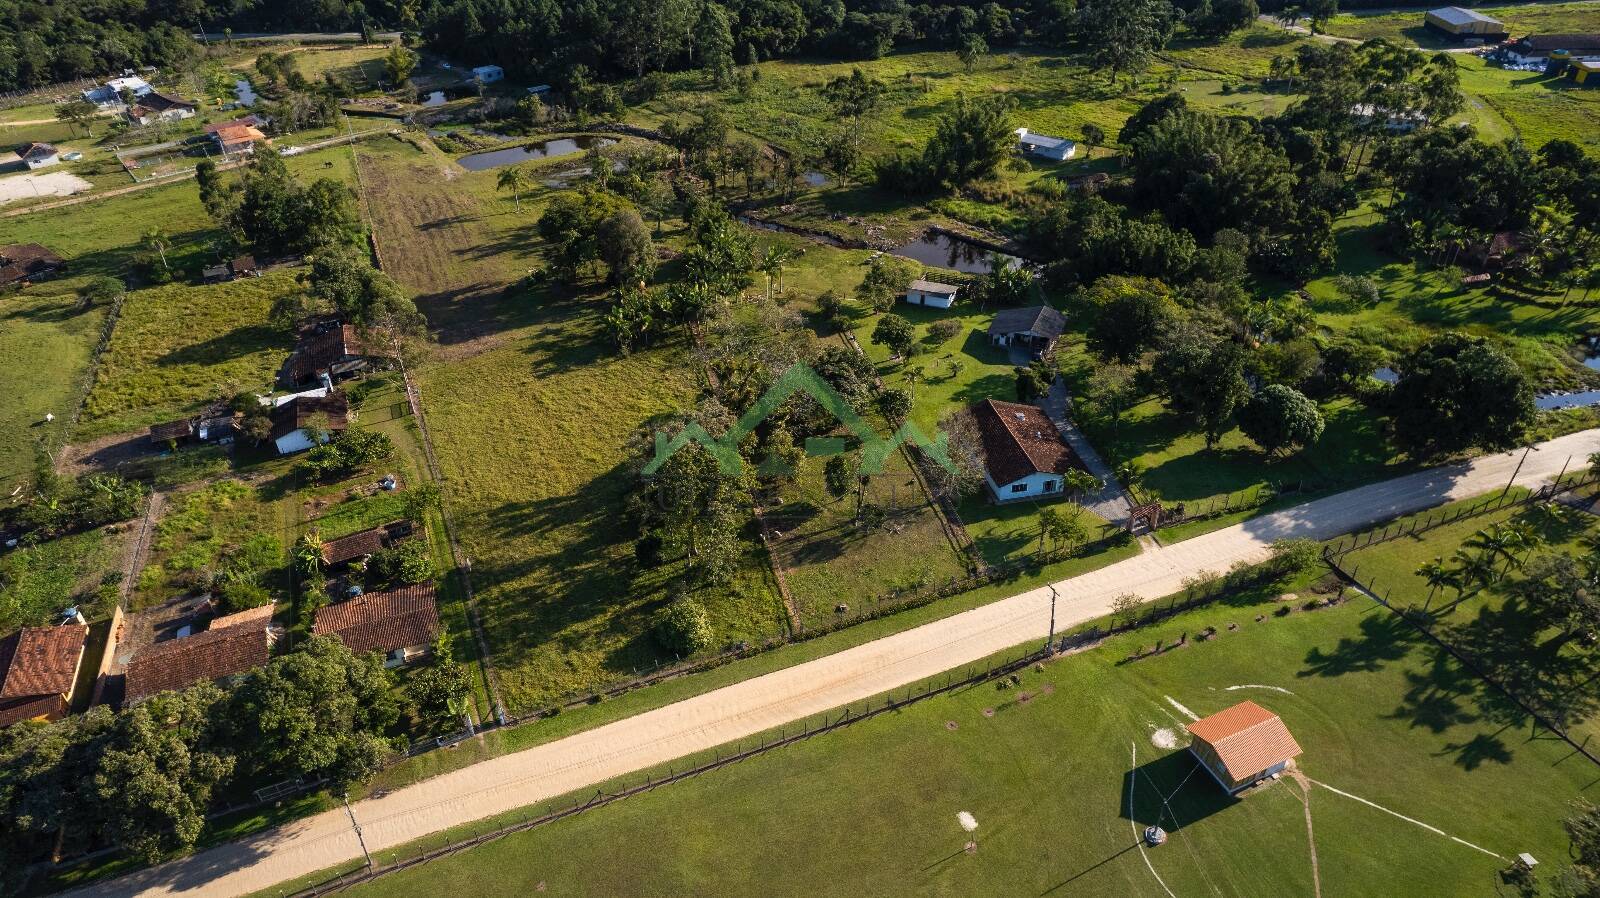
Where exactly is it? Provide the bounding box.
[126,92,197,126]
[270,393,348,455]
[18,142,60,170]
[472,65,505,84]
[988,305,1066,353]
[904,279,960,309]
[971,398,1087,502]
[1015,128,1077,161]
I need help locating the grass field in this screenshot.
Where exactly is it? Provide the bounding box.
[0,528,121,633]
[135,478,296,611]
[1324,2,1600,49]
[1455,54,1600,152]
[80,273,300,438]
[340,559,1600,898]
[0,290,108,490]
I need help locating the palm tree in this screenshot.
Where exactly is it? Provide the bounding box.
[1452,547,1499,594]
[142,227,169,272]
[497,165,531,210]
[758,243,795,301]
[1417,557,1458,609]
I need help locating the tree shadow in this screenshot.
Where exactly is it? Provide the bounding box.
[1298,610,1414,678]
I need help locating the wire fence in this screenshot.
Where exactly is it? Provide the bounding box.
[289,641,1054,897]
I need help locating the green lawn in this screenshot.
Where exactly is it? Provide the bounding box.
[340,562,1600,898]
[1324,2,1600,49]
[80,273,300,438]
[0,529,121,633]
[0,290,107,490]
[1455,54,1600,153]
[135,479,297,611]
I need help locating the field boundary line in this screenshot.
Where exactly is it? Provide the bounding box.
[1308,778,1503,859]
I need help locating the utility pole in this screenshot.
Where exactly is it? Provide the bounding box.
[1502,445,1537,498]
[344,793,374,871]
[1045,584,1058,654]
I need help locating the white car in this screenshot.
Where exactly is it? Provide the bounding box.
[61,151,83,161]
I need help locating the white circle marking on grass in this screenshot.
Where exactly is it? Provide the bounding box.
[1224,684,1296,695]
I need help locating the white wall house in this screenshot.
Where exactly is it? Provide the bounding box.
[1015,128,1077,161]
[970,398,1087,504]
[904,279,959,309]
[269,393,347,455]
[82,76,152,107]
[472,65,505,83]
[19,143,59,170]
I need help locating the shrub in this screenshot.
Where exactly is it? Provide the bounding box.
[654,598,714,657]
[1268,538,1321,578]
[927,319,961,343]
[366,539,437,589]
[296,430,395,481]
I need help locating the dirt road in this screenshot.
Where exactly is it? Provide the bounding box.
[87,428,1600,898]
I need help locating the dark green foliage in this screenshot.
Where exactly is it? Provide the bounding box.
[296,430,396,482]
[13,471,145,542]
[1390,333,1534,458]
[406,630,471,736]
[653,597,714,656]
[223,150,360,257]
[1080,0,1177,84]
[812,345,878,405]
[1083,276,1178,363]
[871,313,916,357]
[1153,333,1249,448]
[597,208,656,286]
[877,94,1015,192]
[366,539,438,589]
[1239,384,1324,455]
[877,387,913,423]
[304,245,423,333]
[536,190,633,283]
[1027,192,1196,287]
[824,454,853,499]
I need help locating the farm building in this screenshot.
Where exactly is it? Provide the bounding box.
[83,75,152,106]
[149,418,196,446]
[988,305,1066,354]
[1422,7,1507,40]
[1567,58,1600,86]
[126,92,197,125]
[286,323,391,387]
[270,392,349,455]
[0,243,64,286]
[472,65,505,83]
[0,624,89,728]
[312,583,440,667]
[1501,34,1600,63]
[971,398,1087,502]
[18,142,59,170]
[1015,128,1077,161]
[1186,701,1303,794]
[122,605,276,704]
[904,279,960,309]
[320,521,413,568]
[210,123,268,156]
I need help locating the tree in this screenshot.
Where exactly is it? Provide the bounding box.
[1086,363,1138,428]
[1081,0,1175,85]
[1081,123,1105,154]
[957,34,988,72]
[824,454,854,499]
[1111,592,1142,627]
[303,244,423,334]
[54,99,97,137]
[597,208,656,286]
[229,636,399,787]
[383,46,418,85]
[76,275,123,310]
[406,630,470,735]
[655,598,714,656]
[1084,276,1177,362]
[225,150,360,256]
[1416,557,1458,606]
[855,257,917,312]
[694,1,737,86]
[1390,333,1534,458]
[141,227,170,273]
[1303,0,1337,34]
[496,165,531,210]
[1239,384,1324,455]
[821,68,884,118]
[366,540,438,589]
[878,387,913,423]
[871,313,916,358]
[921,93,1014,188]
[1153,335,1249,448]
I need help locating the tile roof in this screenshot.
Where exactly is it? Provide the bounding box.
[205,115,266,134]
[270,393,349,441]
[321,526,391,565]
[0,693,69,728]
[987,305,1066,340]
[313,583,439,655]
[971,398,1084,486]
[0,243,64,285]
[149,419,195,442]
[124,611,272,703]
[1187,701,1303,782]
[209,603,277,632]
[289,325,384,382]
[909,279,960,295]
[1518,34,1600,51]
[0,625,88,700]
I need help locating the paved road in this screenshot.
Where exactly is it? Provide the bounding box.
[88,429,1600,898]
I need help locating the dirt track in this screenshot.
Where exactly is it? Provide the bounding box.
[85,428,1600,898]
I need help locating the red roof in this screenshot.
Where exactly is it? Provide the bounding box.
[0,625,88,701]
[0,693,69,728]
[123,610,272,703]
[269,393,349,441]
[321,526,391,565]
[313,584,439,655]
[971,398,1085,486]
[1187,701,1303,783]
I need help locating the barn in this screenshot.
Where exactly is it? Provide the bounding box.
[1423,7,1507,41]
[1186,701,1303,794]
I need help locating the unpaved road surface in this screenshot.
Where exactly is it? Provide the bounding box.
[88,428,1600,898]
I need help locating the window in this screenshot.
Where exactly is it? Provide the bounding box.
[1010,483,1028,493]
[1043,480,1058,492]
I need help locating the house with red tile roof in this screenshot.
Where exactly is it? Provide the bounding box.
[313,584,439,667]
[123,605,275,704]
[0,624,89,727]
[1186,701,1303,794]
[970,398,1087,502]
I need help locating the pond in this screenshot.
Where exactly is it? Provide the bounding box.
[456,136,615,171]
[803,170,828,187]
[234,79,258,107]
[1372,366,1399,384]
[888,232,1020,275]
[421,85,478,106]
[1538,390,1600,411]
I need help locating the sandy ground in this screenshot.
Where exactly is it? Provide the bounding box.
[0,170,91,204]
[87,428,1600,898]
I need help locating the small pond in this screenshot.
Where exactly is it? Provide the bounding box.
[889,232,1020,275]
[1372,366,1399,384]
[234,79,258,107]
[1538,390,1600,411]
[457,136,616,171]
[802,170,828,187]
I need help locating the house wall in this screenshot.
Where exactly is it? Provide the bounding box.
[274,428,325,455]
[905,289,956,309]
[984,470,1064,503]
[25,154,58,170]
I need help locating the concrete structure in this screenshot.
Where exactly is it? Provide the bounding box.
[988,305,1066,353]
[210,123,268,156]
[126,92,197,125]
[82,75,152,107]
[904,278,960,309]
[1186,701,1303,794]
[1501,34,1600,64]
[1423,7,1507,40]
[1015,128,1077,161]
[472,65,505,84]
[1567,58,1600,86]
[971,398,1088,502]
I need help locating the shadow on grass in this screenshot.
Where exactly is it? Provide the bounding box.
[1121,747,1236,828]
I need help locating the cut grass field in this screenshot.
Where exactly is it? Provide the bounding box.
[0,528,121,633]
[79,272,300,438]
[1454,54,1600,153]
[0,290,108,490]
[338,560,1600,898]
[1323,1,1600,49]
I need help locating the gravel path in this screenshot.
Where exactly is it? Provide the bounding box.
[88,429,1600,898]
